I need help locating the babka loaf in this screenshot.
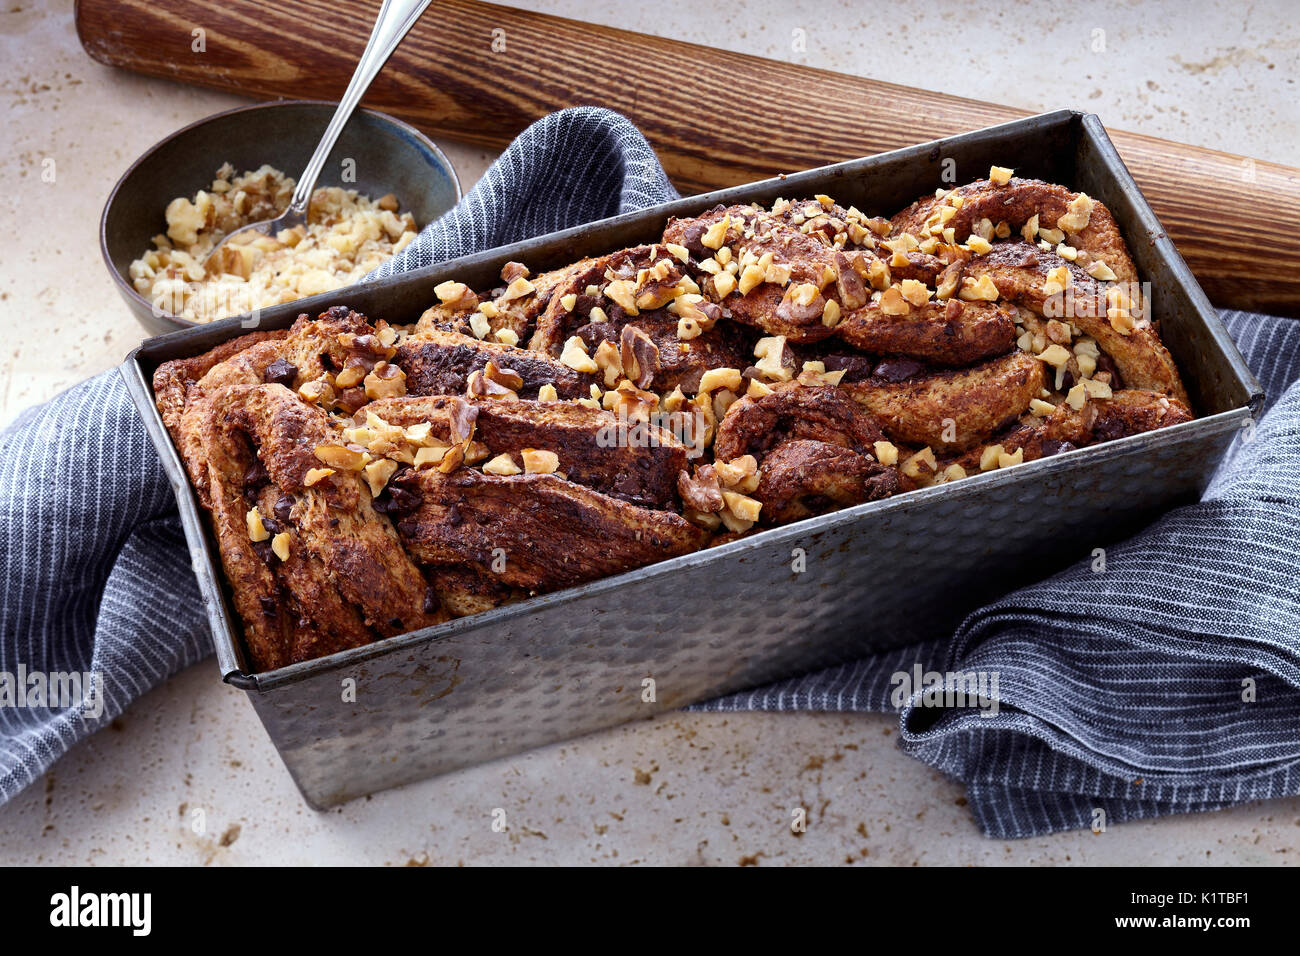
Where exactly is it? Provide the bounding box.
[156,170,1193,671]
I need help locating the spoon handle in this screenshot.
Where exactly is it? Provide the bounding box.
[286,0,433,217]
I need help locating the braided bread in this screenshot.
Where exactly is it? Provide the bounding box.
[157,171,1193,670]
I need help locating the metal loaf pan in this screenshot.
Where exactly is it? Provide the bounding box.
[121,111,1262,808]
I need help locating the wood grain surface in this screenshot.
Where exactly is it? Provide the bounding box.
[75,0,1300,316]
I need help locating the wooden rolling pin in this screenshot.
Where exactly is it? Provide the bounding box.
[76,0,1300,316]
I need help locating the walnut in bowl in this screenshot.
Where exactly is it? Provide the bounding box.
[101,100,460,336]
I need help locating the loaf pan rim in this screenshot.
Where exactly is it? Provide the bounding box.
[118,109,1262,690]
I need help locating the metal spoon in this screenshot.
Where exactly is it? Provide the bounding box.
[204,0,432,273]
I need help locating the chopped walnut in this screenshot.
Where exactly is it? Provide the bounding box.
[678,464,725,513]
[737,263,766,296]
[753,335,793,382]
[364,459,399,497]
[604,279,640,314]
[271,532,291,562]
[901,447,937,481]
[560,335,599,373]
[246,506,270,542]
[664,242,690,263]
[899,278,932,307]
[1042,266,1072,297]
[434,280,478,312]
[1037,343,1072,368]
[1045,320,1072,345]
[298,377,336,408]
[867,258,891,291]
[997,447,1025,469]
[364,361,407,400]
[714,455,759,493]
[1086,260,1117,281]
[1056,193,1094,233]
[483,453,522,476]
[935,261,963,300]
[620,325,661,389]
[593,340,622,387]
[500,261,530,282]
[333,365,365,389]
[1082,378,1113,400]
[314,444,368,471]
[1108,308,1137,335]
[398,424,436,451]
[702,217,731,250]
[722,490,762,524]
[677,316,703,340]
[879,286,911,314]
[304,467,335,487]
[414,445,450,468]
[448,397,479,445]
[522,448,560,474]
[469,311,491,340]
[698,367,743,394]
[437,443,466,474]
[500,276,536,302]
[712,271,738,299]
[484,360,523,392]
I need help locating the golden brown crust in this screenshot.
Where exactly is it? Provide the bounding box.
[427,566,521,618]
[392,468,709,593]
[949,389,1195,473]
[891,177,1137,284]
[844,352,1046,453]
[153,327,289,436]
[754,439,898,524]
[836,299,1016,366]
[714,380,885,461]
[664,205,849,342]
[364,394,689,509]
[398,326,598,399]
[962,242,1188,404]
[197,383,445,670]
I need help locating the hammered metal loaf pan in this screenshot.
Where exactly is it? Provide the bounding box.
[121,111,1261,808]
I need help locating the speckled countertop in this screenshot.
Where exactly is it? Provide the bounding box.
[1,0,1297,865]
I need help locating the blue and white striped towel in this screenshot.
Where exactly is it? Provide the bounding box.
[3,107,1298,838]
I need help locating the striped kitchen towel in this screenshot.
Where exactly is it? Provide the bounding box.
[0,107,679,808]
[2,106,1299,839]
[696,312,1300,838]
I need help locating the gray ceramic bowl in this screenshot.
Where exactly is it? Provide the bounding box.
[100,100,461,336]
